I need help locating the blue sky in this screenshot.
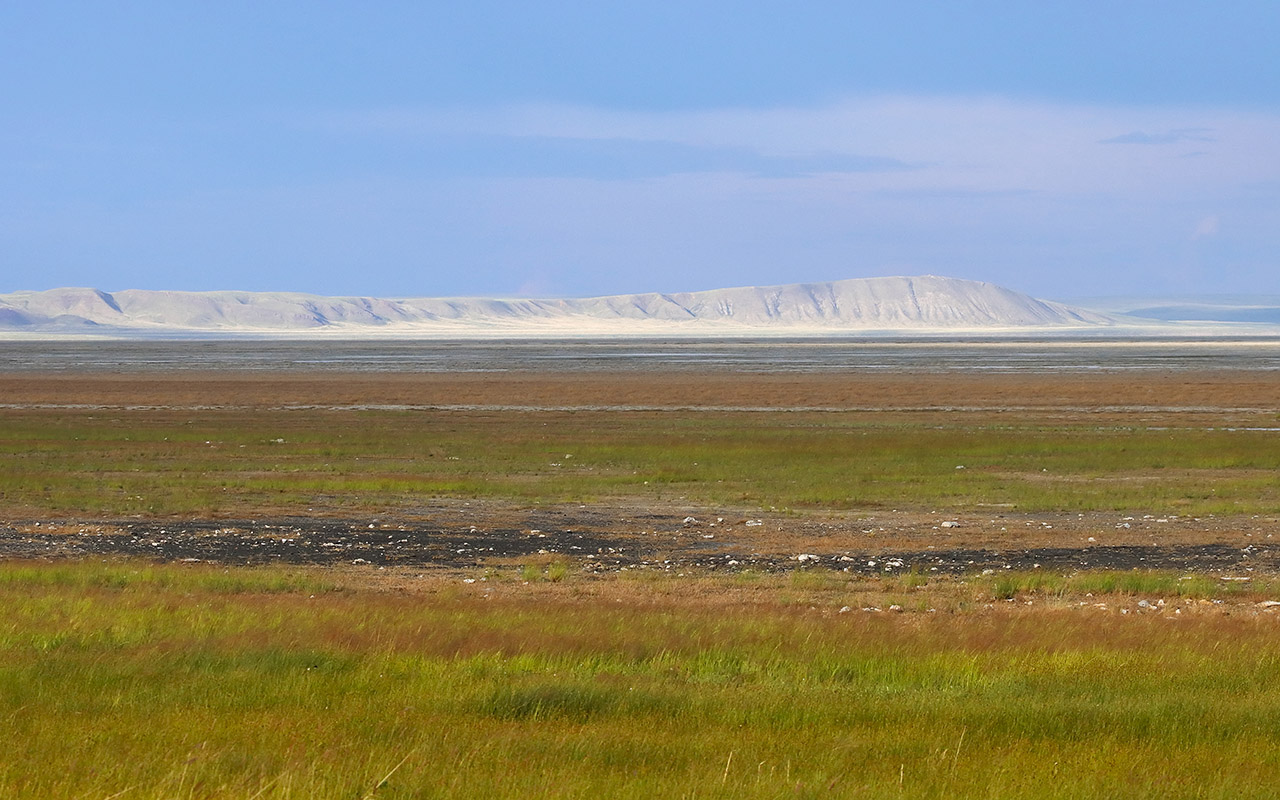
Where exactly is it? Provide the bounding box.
[3,1,1278,300]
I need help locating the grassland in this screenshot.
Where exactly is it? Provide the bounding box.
[2,405,1279,518]
[3,369,1280,797]
[5,560,1280,799]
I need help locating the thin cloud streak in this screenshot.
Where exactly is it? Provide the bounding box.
[1099,128,1216,145]
[314,97,1280,196]
[389,134,916,180]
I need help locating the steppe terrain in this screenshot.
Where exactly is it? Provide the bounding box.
[4,360,1280,798]
[4,368,1279,571]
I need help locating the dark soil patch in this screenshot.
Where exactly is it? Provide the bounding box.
[3,512,1277,576]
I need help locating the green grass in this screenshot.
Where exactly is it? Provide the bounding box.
[3,407,1279,516]
[0,561,340,593]
[987,570,1260,601]
[4,561,1280,798]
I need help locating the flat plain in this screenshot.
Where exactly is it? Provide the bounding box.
[3,359,1280,797]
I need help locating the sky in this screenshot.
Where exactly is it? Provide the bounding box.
[2,1,1278,301]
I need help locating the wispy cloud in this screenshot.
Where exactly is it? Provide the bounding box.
[310,99,1278,200]
[1099,127,1215,145]
[408,134,914,180]
[1192,214,1221,239]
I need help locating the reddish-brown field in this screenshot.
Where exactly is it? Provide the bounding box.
[5,368,1280,411]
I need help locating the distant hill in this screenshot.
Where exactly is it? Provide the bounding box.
[1068,295,1280,325]
[0,276,1114,337]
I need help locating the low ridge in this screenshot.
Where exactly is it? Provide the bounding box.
[0,276,1113,336]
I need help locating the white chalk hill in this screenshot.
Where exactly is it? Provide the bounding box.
[0,276,1112,335]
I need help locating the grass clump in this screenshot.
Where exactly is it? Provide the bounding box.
[519,558,572,583]
[482,682,621,721]
[984,570,1262,602]
[0,560,340,594]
